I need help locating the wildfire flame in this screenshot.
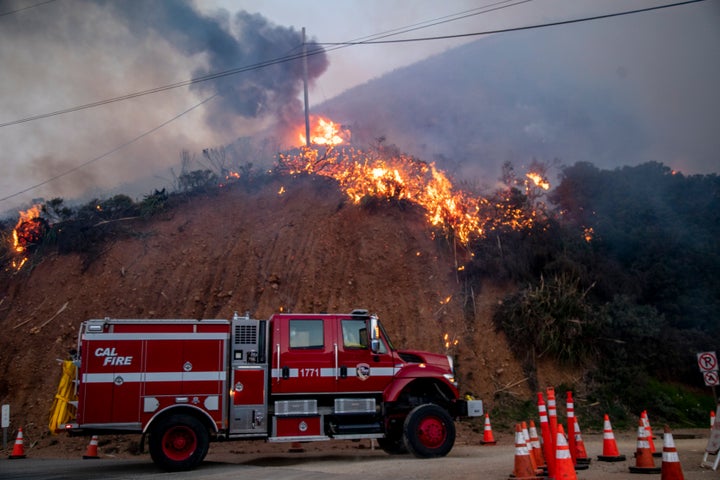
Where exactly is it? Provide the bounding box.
[443,332,459,350]
[298,116,347,146]
[526,172,550,190]
[281,116,549,244]
[12,204,43,253]
[10,204,45,271]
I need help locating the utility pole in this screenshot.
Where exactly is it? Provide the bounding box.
[302,27,310,147]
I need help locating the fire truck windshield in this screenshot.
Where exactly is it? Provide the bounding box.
[378,320,395,351]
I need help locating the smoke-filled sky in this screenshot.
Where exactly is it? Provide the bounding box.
[1,0,718,213]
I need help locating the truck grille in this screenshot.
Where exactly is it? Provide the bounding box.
[235,324,257,345]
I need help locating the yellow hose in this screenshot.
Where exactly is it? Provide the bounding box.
[48,360,77,434]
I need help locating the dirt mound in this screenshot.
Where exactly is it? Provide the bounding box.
[0,174,531,451]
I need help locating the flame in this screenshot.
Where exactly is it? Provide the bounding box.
[443,332,460,350]
[526,172,550,190]
[298,116,348,146]
[10,204,45,271]
[278,186,286,195]
[12,204,43,254]
[281,116,548,245]
[583,226,594,243]
[280,146,486,243]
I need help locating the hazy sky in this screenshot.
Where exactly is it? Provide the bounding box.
[0,0,718,213]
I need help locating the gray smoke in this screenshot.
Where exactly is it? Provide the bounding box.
[0,0,327,210]
[96,0,328,133]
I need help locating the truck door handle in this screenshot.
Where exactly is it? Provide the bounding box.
[340,366,347,379]
[282,366,289,379]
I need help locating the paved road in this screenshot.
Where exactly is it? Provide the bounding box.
[0,431,716,479]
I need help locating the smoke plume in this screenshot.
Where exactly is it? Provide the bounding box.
[0,0,327,211]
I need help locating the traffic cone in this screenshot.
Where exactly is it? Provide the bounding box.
[481,413,497,445]
[597,414,626,461]
[83,435,100,459]
[554,425,577,480]
[289,441,304,453]
[546,387,558,449]
[629,419,661,474]
[572,415,591,465]
[528,420,546,469]
[8,427,26,459]
[642,410,660,457]
[508,423,544,480]
[521,421,538,472]
[660,425,685,480]
[566,391,578,465]
[537,392,556,478]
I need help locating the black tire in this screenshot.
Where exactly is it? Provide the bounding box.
[148,414,209,471]
[402,404,455,458]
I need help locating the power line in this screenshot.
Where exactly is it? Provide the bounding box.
[318,0,708,45]
[0,95,217,203]
[0,0,59,18]
[0,0,709,203]
[0,0,706,129]
[0,0,530,129]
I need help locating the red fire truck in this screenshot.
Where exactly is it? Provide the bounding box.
[60,309,483,470]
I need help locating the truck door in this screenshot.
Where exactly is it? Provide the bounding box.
[271,315,337,395]
[336,317,396,394]
[80,338,142,426]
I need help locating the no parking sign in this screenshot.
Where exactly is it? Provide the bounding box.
[698,352,719,387]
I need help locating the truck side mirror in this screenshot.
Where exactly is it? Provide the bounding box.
[370,315,380,353]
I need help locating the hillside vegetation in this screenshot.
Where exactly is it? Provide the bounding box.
[0,153,716,449]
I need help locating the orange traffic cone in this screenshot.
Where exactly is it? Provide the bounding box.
[554,425,578,480]
[642,410,660,457]
[629,419,661,474]
[8,427,26,459]
[508,423,544,480]
[521,421,538,472]
[546,387,558,448]
[83,435,100,459]
[660,425,685,480]
[289,441,304,453]
[481,413,497,445]
[572,416,591,465]
[566,391,578,465]
[537,392,556,478]
[528,420,546,469]
[597,414,626,462]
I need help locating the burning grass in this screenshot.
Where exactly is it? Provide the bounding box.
[2,116,551,272]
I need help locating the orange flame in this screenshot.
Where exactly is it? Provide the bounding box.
[443,332,459,350]
[10,204,44,271]
[12,204,43,254]
[526,172,550,190]
[282,117,547,244]
[298,116,347,146]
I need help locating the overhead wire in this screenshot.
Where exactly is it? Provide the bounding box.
[0,95,217,203]
[318,0,708,45]
[0,0,59,18]
[0,0,707,129]
[0,0,708,203]
[0,0,530,129]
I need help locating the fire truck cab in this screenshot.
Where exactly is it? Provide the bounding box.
[63,309,482,470]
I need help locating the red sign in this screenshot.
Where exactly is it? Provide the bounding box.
[698,352,718,372]
[704,371,720,387]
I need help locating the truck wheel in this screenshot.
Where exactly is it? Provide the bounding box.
[149,414,209,471]
[403,404,455,458]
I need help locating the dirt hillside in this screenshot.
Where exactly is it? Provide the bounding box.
[0,174,573,451]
